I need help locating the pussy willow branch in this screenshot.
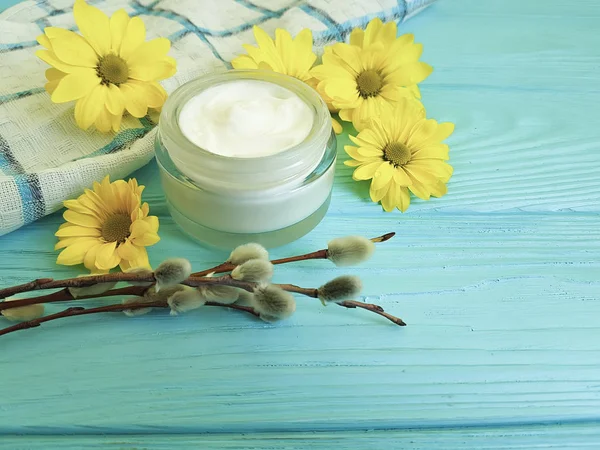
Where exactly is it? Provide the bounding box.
[277,283,406,326]
[192,232,396,277]
[0,300,260,337]
[0,279,405,326]
[0,273,254,303]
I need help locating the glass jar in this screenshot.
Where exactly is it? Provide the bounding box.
[155,70,337,249]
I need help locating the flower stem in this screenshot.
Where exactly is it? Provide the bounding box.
[0,300,259,337]
[191,232,396,277]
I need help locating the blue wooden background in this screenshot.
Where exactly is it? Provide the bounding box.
[1,0,600,448]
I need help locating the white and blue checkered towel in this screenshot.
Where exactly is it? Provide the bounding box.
[0,0,435,236]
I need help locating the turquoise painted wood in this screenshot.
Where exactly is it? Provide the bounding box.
[1,0,600,448]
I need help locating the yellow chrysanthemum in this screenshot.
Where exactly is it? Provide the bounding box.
[232,25,342,134]
[36,0,176,132]
[232,25,316,81]
[55,176,160,273]
[312,21,432,130]
[344,98,454,212]
[349,18,422,100]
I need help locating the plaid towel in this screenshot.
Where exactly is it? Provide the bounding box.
[0,0,435,236]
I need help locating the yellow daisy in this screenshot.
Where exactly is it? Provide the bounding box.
[311,24,432,130]
[232,25,342,134]
[344,98,454,212]
[348,18,422,99]
[36,0,176,132]
[232,25,316,82]
[55,176,160,273]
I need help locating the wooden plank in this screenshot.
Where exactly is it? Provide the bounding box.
[1,213,599,432]
[2,423,600,449]
[0,0,599,441]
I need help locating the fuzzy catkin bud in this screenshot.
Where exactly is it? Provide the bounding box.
[327,236,375,267]
[235,290,254,306]
[154,258,192,291]
[199,285,240,305]
[1,298,45,322]
[231,259,274,283]
[124,267,154,286]
[68,275,116,298]
[228,243,269,265]
[318,276,363,303]
[168,287,206,316]
[122,297,153,317]
[251,284,296,322]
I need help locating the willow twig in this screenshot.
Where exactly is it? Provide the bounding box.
[336,300,406,326]
[0,300,260,337]
[276,283,405,326]
[0,273,258,303]
[192,232,396,277]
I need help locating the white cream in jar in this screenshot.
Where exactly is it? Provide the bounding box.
[178,80,314,158]
[155,70,337,249]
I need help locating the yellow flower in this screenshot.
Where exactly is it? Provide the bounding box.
[232,26,343,134]
[348,18,422,100]
[232,25,316,82]
[344,98,454,212]
[55,176,160,273]
[36,0,176,133]
[312,19,432,130]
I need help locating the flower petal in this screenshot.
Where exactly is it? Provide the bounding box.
[45,68,66,81]
[126,37,170,65]
[404,164,440,186]
[129,218,151,239]
[128,59,177,81]
[74,84,107,130]
[393,167,412,186]
[49,32,98,67]
[143,215,159,233]
[95,241,121,270]
[56,239,99,265]
[83,242,104,272]
[353,161,384,181]
[371,161,394,191]
[110,110,123,132]
[128,246,150,269]
[55,236,100,251]
[63,210,102,228]
[126,80,166,108]
[119,82,148,118]
[51,69,100,103]
[110,9,130,54]
[370,181,389,203]
[119,16,146,60]
[36,49,87,74]
[73,0,111,56]
[117,238,142,260]
[55,225,101,238]
[95,107,112,133]
[106,83,125,115]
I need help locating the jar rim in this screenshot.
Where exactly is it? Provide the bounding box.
[157,69,333,191]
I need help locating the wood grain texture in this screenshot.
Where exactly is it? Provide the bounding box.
[1,0,600,446]
[2,424,600,449]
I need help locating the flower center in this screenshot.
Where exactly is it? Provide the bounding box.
[384,142,412,166]
[356,70,383,98]
[97,54,129,85]
[101,214,131,243]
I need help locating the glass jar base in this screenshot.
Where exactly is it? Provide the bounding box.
[166,194,332,250]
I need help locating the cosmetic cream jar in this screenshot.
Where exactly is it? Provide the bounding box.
[155,70,337,249]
